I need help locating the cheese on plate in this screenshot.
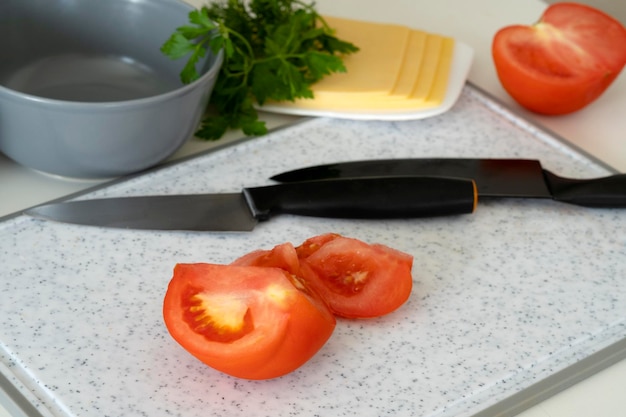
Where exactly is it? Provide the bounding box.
[259,16,473,120]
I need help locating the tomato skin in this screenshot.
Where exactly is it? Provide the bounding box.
[296,234,414,318]
[231,242,300,275]
[492,3,626,115]
[163,263,336,380]
[163,235,414,379]
[231,234,414,318]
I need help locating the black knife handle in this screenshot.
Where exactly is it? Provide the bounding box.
[244,177,477,220]
[544,171,626,208]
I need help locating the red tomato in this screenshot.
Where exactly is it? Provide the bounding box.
[163,263,335,380]
[231,242,300,274]
[492,3,626,115]
[296,234,414,318]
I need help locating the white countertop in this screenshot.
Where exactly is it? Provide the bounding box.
[1,0,625,416]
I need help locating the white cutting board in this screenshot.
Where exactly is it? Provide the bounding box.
[1,86,625,417]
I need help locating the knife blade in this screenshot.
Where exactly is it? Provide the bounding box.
[24,177,477,231]
[270,158,626,208]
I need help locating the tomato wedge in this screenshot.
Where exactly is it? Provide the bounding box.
[163,234,414,379]
[492,3,626,115]
[163,263,335,380]
[231,242,300,275]
[296,234,414,318]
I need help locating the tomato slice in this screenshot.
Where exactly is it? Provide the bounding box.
[231,242,300,275]
[296,234,413,318]
[163,235,414,378]
[492,3,626,114]
[293,233,341,258]
[163,263,336,380]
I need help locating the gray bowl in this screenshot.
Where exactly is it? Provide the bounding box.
[0,0,223,179]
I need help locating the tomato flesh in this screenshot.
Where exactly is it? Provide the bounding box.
[492,3,626,114]
[233,233,414,318]
[297,234,414,318]
[231,241,300,274]
[163,234,414,379]
[163,263,336,380]
[182,285,254,343]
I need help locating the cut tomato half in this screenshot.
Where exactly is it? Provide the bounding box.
[296,234,414,318]
[163,263,336,380]
[163,234,415,379]
[492,3,626,114]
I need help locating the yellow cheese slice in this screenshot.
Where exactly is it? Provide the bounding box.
[426,36,455,102]
[272,94,432,111]
[312,16,411,96]
[390,30,428,97]
[410,34,444,101]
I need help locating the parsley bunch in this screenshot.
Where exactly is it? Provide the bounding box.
[161,0,359,140]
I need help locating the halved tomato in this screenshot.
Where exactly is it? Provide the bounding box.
[163,263,335,380]
[296,234,414,318]
[492,3,626,114]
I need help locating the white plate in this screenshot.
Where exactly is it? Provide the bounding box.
[258,40,474,121]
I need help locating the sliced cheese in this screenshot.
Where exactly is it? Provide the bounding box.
[265,16,456,113]
[273,94,432,111]
[313,16,411,96]
[410,34,444,101]
[391,30,428,97]
[426,36,455,102]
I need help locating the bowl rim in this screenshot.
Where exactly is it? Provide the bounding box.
[0,50,224,110]
[0,0,224,110]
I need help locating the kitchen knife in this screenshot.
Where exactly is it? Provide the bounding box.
[271,158,626,208]
[24,177,477,231]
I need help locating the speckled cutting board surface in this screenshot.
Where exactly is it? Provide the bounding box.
[1,86,625,417]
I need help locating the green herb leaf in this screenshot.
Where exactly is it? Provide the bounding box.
[161,0,359,141]
[160,32,196,59]
[304,51,347,81]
